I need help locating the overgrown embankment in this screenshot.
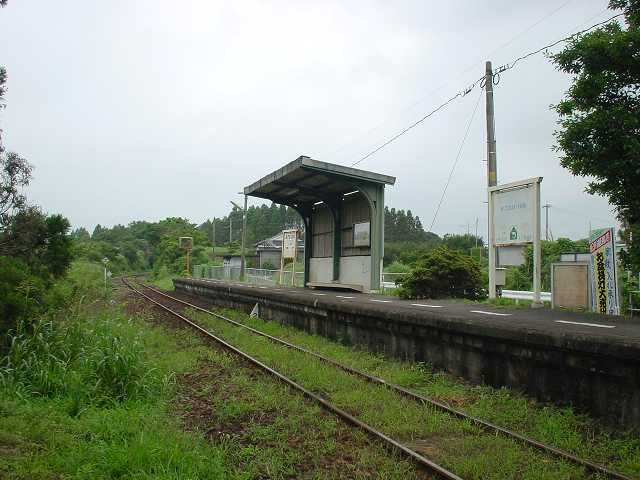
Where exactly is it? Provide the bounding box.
[0,271,423,479]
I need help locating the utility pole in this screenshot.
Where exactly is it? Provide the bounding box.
[229,212,233,245]
[475,217,479,248]
[485,61,498,299]
[241,194,247,280]
[543,204,551,241]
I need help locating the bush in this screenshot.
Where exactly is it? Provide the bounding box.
[397,246,485,300]
[384,261,412,274]
[46,260,106,309]
[0,257,46,345]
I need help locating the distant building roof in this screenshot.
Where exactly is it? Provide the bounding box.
[255,231,304,250]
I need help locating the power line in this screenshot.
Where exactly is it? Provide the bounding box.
[349,11,625,168]
[328,0,574,162]
[493,12,625,75]
[350,74,485,167]
[429,89,483,232]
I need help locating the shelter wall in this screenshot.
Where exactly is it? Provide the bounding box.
[311,205,333,258]
[309,257,333,283]
[340,194,371,257]
[340,256,371,290]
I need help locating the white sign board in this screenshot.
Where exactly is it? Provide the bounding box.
[353,221,371,247]
[281,229,298,260]
[493,185,535,246]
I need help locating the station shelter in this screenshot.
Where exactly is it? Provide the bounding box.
[244,156,395,291]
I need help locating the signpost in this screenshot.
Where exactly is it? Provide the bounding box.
[589,227,619,315]
[102,257,109,297]
[280,229,298,285]
[179,236,193,276]
[489,177,542,306]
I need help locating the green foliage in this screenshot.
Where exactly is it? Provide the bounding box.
[0,258,45,342]
[1,311,168,409]
[552,0,640,273]
[384,207,437,243]
[0,207,72,280]
[442,233,484,252]
[397,246,485,299]
[200,203,302,248]
[0,300,230,479]
[506,238,588,291]
[384,260,412,274]
[0,152,32,225]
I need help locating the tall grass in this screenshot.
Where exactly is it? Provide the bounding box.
[0,312,169,413]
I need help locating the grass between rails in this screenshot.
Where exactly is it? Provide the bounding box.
[186,304,640,479]
[0,291,423,479]
[187,308,574,479]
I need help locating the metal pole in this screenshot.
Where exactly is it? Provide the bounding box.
[475,218,479,248]
[241,195,247,280]
[229,214,232,245]
[486,61,498,299]
[532,180,542,307]
[212,218,216,258]
[543,204,550,241]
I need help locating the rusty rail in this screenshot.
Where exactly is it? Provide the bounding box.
[140,281,634,480]
[123,277,463,480]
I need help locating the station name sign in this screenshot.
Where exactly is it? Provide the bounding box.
[492,184,535,246]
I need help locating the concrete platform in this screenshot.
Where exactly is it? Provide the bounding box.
[174,277,640,429]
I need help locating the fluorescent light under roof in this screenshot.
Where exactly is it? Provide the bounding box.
[343,190,358,196]
[313,201,324,206]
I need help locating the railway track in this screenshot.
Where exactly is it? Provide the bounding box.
[123,277,633,480]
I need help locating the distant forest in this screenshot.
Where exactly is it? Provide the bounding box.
[71,203,484,275]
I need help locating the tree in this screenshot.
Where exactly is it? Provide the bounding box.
[552,0,640,272]
[0,152,32,227]
[0,207,72,279]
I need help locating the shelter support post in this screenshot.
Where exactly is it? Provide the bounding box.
[355,182,385,291]
[330,203,341,282]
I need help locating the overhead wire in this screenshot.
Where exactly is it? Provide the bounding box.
[328,0,574,162]
[349,10,626,168]
[429,88,483,232]
[492,12,625,75]
[350,74,485,167]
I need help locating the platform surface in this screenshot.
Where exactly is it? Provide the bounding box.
[188,278,640,347]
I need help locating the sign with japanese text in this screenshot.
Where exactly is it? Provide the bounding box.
[282,229,298,260]
[589,228,619,315]
[493,185,535,246]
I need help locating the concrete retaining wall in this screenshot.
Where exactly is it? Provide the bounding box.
[174,278,640,429]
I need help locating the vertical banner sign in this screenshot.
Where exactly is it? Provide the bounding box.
[589,228,619,315]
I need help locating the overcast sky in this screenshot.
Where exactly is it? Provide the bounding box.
[0,0,619,240]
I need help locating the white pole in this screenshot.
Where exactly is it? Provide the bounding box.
[488,189,496,299]
[485,61,498,300]
[532,179,543,307]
